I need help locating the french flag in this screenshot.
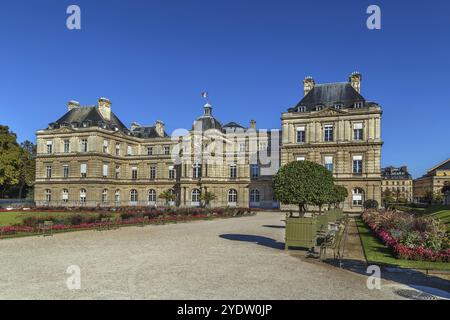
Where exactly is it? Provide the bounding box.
[201,91,208,99]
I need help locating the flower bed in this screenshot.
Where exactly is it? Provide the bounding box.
[0,208,257,238]
[362,210,449,262]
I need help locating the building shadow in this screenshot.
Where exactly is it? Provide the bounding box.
[262,225,285,229]
[322,258,450,296]
[219,234,285,250]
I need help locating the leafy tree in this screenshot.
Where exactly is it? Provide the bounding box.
[423,190,434,205]
[17,141,36,199]
[272,161,335,215]
[331,185,348,209]
[200,191,216,208]
[0,126,22,198]
[442,182,450,194]
[364,199,379,210]
[158,189,176,205]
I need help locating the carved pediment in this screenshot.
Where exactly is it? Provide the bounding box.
[314,107,347,116]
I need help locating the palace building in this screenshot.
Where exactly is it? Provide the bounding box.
[413,158,450,203]
[381,166,413,202]
[35,72,383,211]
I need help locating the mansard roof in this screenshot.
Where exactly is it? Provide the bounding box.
[223,122,245,130]
[428,158,450,173]
[381,166,412,180]
[289,82,366,112]
[131,126,168,138]
[51,107,128,131]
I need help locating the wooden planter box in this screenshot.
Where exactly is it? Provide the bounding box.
[285,216,317,250]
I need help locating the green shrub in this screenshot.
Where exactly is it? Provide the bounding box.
[364,199,379,209]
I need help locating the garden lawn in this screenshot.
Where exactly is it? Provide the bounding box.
[356,218,450,271]
[423,208,450,232]
[0,211,112,227]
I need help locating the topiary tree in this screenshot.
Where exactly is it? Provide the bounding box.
[273,161,335,216]
[331,185,348,209]
[364,199,379,210]
[200,191,216,208]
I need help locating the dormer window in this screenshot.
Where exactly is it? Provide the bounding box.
[297,106,306,112]
[334,104,342,110]
[315,105,323,111]
[354,102,363,109]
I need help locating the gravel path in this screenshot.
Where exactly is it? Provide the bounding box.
[0,212,405,299]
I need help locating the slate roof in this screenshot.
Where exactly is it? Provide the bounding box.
[288,82,366,112]
[192,104,223,131]
[428,158,450,173]
[223,122,245,129]
[381,166,412,180]
[131,126,168,138]
[51,107,128,131]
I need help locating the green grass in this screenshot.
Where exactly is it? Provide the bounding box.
[356,218,450,271]
[0,211,113,227]
[396,205,450,232]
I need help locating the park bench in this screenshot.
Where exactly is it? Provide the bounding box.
[38,221,54,237]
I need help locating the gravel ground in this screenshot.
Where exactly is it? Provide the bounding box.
[0,212,407,300]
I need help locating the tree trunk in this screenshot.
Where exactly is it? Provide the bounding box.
[18,183,25,199]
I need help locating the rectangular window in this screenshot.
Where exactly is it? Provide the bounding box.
[132,167,138,180]
[46,165,52,178]
[168,165,175,179]
[296,126,306,143]
[80,163,87,178]
[296,156,305,161]
[63,140,70,153]
[127,145,132,155]
[353,123,363,140]
[193,163,202,179]
[115,143,121,156]
[115,166,121,179]
[324,124,334,142]
[63,164,69,178]
[239,142,246,153]
[103,164,109,178]
[259,142,267,151]
[46,141,53,154]
[324,156,333,172]
[251,164,259,178]
[150,166,156,180]
[230,164,237,179]
[147,146,153,156]
[103,140,108,153]
[164,146,170,155]
[352,155,363,174]
[81,139,88,152]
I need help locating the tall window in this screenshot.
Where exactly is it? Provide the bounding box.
[103,140,108,153]
[81,139,88,152]
[324,124,334,142]
[353,123,363,140]
[63,164,69,178]
[131,167,138,180]
[148,189,156,203]
[127,145,133,155]
[80,189,87,204]
[115,166,121,179]
[62,189,69,203]
[239,142,246,153]
[250,189,260,203]
[80,163,87,178]
[352,188,364,206]
[251,164,259,178]
[130,189,138,203]
[296,127,306,143]
[115,190,120,204]
[102,189,108,203]
[168,166,175,180]
[46,141,53,154]
[230,164,237,179]
[324,156,333,172]
[228,189,237,205]
[46,165,52,178]
[193,162,202,179]
[103,164,109,178]
[147,146,153,156]
[115,143,121,156]
[63,140,70,153]
[352,155,363,174]
[150,166,157,180]
[191,189,201,206]
[164,146,170,155]
[45,189,52,202]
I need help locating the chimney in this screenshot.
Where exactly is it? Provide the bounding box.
[349,72,362,93]
[131,122,140,130]
[249,119,256,129]
[155,120,165,137]
[98,97,111,121]
[303,76,315,96]
[68,100,80,111]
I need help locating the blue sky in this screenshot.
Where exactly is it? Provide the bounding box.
[0,0,449,178]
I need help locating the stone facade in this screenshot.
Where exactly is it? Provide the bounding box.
[413,158,450,203]
[35,72,383,212]
[381,166,413,202]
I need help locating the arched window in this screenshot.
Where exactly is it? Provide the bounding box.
[191,189,201,206]
[45,189,52,202]
[250,189,260,203]
[228,189,237,206]
[130,189,138,203]
[80,189,86,204]
[148,189,156,203]
[352,188,364,206]
[114,190,120,204]
[102,189,108,203]
[62,189,69,203]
